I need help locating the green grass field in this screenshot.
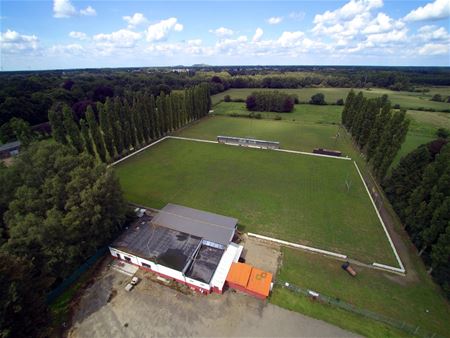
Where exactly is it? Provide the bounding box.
[271,248,450,337]
[207,101,450,165]
[114,138,397,265]
[212,87,450,111]
[178,116,344,154]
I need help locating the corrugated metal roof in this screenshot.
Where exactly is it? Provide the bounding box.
[0,141,21,152]
[152,204,238,246]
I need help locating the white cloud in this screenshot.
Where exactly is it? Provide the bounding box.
[69,31,87,40]
[404,0,450,22]
[314,0,382,26]
[123,13,148,28]
[53,0,96,18]
[362,13,405,34]
[0,29,39,53]
[417,25,450,41]
[209,27,234,38]
[94,29,142,48]
[419,43,449,55]
[49,43,85,56]
[267,16,283,24]
[53,0,77,18]
[80,6,96,16]
[252,28,263,42]
[277,31,305,47]
[289,12,305,20]
[146,17,183,42]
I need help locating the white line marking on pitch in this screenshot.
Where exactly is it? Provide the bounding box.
[353,161,405,273]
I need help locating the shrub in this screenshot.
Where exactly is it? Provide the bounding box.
[274,116,282,120]
[309,93,326,105]
[224,95,231,102]
[336,98,344,105]
[393,104,401,109]
[436,128,450,139]
[431,94,443,102]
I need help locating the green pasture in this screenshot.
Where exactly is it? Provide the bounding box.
[271,248,450,338]
[212,87,450,111]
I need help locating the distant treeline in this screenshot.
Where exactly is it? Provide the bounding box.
[1,66,449,130]
[49,84,210,162]
[245,91,295,113]
[342,91,409,179]
[385,140,449,298]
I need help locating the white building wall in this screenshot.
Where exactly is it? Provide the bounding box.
[157,264,186,283]
[109,247,140,266]
[185,277,211,291]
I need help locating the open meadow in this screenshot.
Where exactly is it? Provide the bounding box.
[114,138,397,266]
[212,87,450,111]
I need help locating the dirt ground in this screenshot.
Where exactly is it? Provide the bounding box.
[68,256,359,338]
[240,234,281,275]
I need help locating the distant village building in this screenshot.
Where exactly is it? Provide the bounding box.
[0,141,21,159]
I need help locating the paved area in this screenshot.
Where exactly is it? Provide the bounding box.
[69,262,359,338]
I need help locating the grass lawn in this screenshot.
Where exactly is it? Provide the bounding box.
[212,102,342,125]
[114,138,397,265]
[271,248,450,337]
[207,102,450,166]
[177,116,344,154]
[212,87,450,111]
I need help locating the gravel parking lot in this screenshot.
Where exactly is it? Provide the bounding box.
[68,256,359,338]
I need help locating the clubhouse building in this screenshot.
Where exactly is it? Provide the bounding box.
[109,203,244,294]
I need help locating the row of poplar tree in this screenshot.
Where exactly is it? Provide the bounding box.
[385,140,450,297]
[341,90,410,179]
[48,84,210,162]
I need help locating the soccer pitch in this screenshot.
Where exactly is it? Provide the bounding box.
[114,137,398,266]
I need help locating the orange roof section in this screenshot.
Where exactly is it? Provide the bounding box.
[246,267,273,297]
[226,262,252,287]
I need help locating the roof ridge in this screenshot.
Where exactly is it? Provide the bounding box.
[156,209,235,231]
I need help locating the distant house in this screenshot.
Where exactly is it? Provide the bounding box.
[0,141,21,159]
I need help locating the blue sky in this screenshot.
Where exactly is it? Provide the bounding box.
[1,0,449,70]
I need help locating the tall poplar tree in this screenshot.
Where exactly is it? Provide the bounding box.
[80,118,95,157]
[62,105,84,153]
[86,105,107,162]
[98,102,115,159]
[48,108,67,145]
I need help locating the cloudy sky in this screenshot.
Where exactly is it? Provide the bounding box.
[1,0,449,70]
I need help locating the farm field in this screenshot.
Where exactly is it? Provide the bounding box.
[212,87,450,111]
[271,248,450,337]
[114,138,397,266]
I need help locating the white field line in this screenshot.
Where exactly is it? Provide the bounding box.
[353,161,406,274]
[167,136,218,144]
[109,136,170,167]
[171,135,352,160]
[248,233,348,259]
[274,148,352,161]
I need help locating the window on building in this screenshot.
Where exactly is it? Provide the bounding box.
[124,256,131,262]
[142,262,151,268]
